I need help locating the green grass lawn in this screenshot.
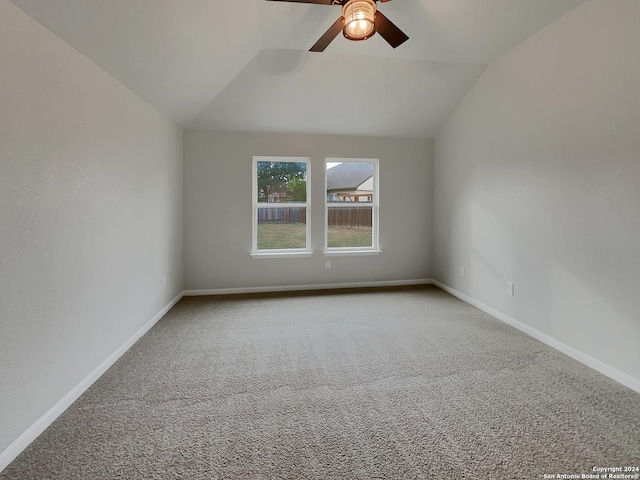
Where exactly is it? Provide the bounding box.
[257,223,372,249]
[327,226,372,248]
[257,223,306,249]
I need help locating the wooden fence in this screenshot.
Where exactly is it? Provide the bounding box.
[258,207,372,230]
[258,207,306,224]
[328,207,372,230]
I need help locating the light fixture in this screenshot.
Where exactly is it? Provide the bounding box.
[342,0,376,41]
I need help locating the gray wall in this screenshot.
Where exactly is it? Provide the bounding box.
[433,0,640,382]
[184,131,432,290]
[0,1,183,455]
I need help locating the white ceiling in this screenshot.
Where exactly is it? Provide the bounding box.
[10,0,584,137]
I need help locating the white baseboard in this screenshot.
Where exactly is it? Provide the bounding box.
[431,280,640,394]
[0,291,184,473]
[183,278,434,297]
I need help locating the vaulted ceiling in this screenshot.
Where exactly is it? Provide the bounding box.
[10,0,584,137]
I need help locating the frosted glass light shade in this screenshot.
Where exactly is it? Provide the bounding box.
[342,0,376,41]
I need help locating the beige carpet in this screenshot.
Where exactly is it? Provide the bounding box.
[2,286,639,479]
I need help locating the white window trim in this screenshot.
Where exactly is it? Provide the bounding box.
[251,156,312,258]
[251,251,314,259]
[322,250,382,257]
[324,158,380,256]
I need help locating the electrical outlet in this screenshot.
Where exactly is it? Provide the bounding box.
[459,266,465,277]
[506,282,514,296]
[325,261,331,269]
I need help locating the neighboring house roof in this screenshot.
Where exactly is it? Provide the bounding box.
[327,163,373,190]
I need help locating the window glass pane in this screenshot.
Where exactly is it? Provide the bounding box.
[326,162,374,204]
[257,207,307,250]
[326,161,374,248]
[257,161,307,203]
[327,206,372,248]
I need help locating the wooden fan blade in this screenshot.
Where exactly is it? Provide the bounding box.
[374,11,408,48]
[310,16,345,52]
[266,0,335,5]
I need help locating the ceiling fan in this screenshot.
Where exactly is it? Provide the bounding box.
[267,0,409,52]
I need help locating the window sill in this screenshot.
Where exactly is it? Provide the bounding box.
[250,251,313,259]
[322,250,382,257]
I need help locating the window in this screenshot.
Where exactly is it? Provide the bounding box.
[325,158,380,255]
[252,157,311,257]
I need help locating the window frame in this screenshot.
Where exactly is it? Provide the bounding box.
[324,158,381,256]
[251,156,312,258]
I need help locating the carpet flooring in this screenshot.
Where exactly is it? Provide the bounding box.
[2,286,639,479]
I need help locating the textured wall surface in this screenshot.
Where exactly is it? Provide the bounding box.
[433,0,640,383]
[184,131,432,290]
[0,0,183,456]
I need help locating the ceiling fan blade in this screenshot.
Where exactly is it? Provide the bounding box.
[374,11,409,48]
[266,0,335,5]
[310,16,345,52]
